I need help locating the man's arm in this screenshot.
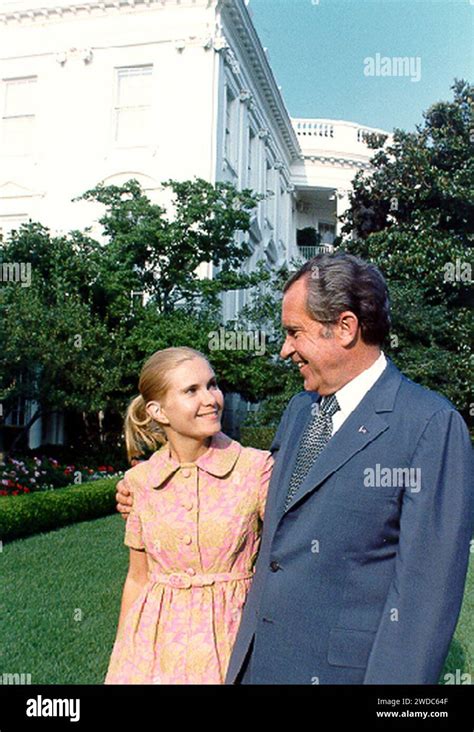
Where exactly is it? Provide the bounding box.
[116,475,134,518]
[364,408,474,684]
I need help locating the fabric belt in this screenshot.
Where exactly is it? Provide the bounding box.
[149,570,254,590]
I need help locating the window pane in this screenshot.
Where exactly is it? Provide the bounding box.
[319,223,336,245]
[117,67,152,107]
[115,107,151,146]
[1,116,34,153]
[0,214,28,239]
[114,67,152,146]
[4,78,36,116]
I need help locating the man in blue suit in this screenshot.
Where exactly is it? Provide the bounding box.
[225,252,473,685]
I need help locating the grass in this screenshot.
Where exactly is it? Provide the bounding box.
[0,515,472,684]
[0,514,129,684]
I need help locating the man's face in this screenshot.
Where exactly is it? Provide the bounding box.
[280,276,345,395]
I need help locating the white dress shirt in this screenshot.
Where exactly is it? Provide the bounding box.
[331,351,387,436]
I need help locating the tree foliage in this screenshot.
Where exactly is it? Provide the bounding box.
[77,178,263,314]
[0,179,289,455]
[340,79,473,416]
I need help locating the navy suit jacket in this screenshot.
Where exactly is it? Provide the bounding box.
[226,360,473,684]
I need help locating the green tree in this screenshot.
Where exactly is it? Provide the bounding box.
[0,178,283,457]
[235,261,304,426]
[77,178,262,314]
[0,224,124,445]
[340,79,473,417]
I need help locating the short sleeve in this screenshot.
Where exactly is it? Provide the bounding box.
[123,476,145,550]
[258,451,274,521]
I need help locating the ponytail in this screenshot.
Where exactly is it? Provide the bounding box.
[124,394,167,463]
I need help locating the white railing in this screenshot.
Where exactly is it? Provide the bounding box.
[293,120,335,139]
[292,118,390,152]
[297,244,334,260]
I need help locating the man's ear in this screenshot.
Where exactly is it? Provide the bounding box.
[146,400,170,426]
[337,310,359,346]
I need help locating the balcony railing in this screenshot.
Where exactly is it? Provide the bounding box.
[294,120,335,138]
[292,118,391,156]
[297,244,334,260]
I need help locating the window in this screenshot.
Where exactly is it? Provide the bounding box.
[114,66,153,147]
[4,396,27,427]
[278,179,286,242]
[246,127,257,189]
[1,77,37,155]
[265,159,275,229]
[224,85,238,172]
[318,222,336,246]
[0,214,29,241]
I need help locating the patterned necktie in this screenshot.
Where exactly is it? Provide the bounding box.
[284,394,340,510]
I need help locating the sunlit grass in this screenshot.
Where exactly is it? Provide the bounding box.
[1,515,472,684]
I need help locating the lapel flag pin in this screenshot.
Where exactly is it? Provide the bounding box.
[358,425,368,434]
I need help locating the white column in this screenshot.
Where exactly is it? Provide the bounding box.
[27,400,42,450]
[336,189,351,236]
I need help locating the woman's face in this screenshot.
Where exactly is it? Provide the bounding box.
[147,357,224,442]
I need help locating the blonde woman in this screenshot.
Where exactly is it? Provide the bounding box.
[105,347,273,685]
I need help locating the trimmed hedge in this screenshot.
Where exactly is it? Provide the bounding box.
[0,478,119,542]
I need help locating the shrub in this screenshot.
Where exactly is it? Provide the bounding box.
[0,478,119,542]
[240,426,276,451]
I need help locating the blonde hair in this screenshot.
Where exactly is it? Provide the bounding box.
[124,346,209,463]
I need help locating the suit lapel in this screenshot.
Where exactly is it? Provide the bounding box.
[281,407,388,514]
[278,360,403,516]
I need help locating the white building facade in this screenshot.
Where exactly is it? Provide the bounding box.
[0,0,390,446]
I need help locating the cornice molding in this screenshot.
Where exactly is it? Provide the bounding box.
[218,0,301,162]
[0,0,214,25]
[298,154,372,170]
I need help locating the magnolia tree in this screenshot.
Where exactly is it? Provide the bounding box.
[340,79,473,419]
[0,179,293,457]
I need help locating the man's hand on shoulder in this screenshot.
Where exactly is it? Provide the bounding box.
[116,478,133,519]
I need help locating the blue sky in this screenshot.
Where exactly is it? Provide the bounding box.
[247,0,473,133]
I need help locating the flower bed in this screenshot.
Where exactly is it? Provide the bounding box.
[0,455,122,497]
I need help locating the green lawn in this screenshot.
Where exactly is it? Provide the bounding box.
[1,515,472,684]
[0,514,128,684]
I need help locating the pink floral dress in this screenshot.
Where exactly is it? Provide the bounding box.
[105,432,273,685]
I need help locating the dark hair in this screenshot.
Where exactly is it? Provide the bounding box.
[283,252,391,346]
